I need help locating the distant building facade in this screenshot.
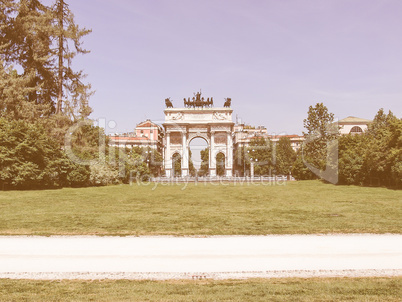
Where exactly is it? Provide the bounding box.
[109,119,162,150]
[270,135,304,152]
[338,116,371,135]
[233,123,303,152]
[233,124,268,148]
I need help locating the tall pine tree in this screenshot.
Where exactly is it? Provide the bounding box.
[1,0,55,119]
[0,0,93,122]
[53,0,92,121]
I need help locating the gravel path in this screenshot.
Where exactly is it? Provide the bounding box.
[0,234,401,280]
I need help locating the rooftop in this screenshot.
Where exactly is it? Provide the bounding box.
[338,116,372,124]
[136,119,160,128]
[109,136,152,141]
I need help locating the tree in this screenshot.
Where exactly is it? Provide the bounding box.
[53,0,92,120]
[247,137,273,176]
[14,0,55,113]
[1,0,54,119]
[275,137,296,176]
[88,162,119,186]
[0,118,57,188]
[143,147,163,177]
[0,0,93,122]
[121,147,150,183]
[291,151,315,180]
[233,146,250,176]
[188,150,196,177]
[0,1,98,189]
[0,63,38,121]
[303,103,337,139]
[216,152,225,176]
[0,117,89,189]
[386,117,402,188]
[338,134,367,185]
[53,0,92,121]
[172,153,181,177]
[199,148,209,176]
[366,108,394,138]
[296,102,338,182]
[0,0,15,27]
[336,108,401,188]
[362,109,401,187]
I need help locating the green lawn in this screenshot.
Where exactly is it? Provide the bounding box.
[0,180,400,235]
[0,277,400,301]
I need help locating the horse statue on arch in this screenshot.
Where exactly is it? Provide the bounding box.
[165,98,173,108]
[223,97,231,108]
[183,98,190,108]
[209,97,214,107]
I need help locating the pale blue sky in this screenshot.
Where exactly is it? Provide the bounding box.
[55,0,402,134]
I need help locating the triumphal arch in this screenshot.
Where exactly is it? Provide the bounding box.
[163,92,234,177]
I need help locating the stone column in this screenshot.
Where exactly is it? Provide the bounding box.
[209,131,216,177]
[226,131,233,177]
[181,131,189,177]
[165,132,172,177]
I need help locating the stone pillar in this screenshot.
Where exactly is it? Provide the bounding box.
[181,131,189,177]
[250,161,254,178]
[165,132,172,177]
[226,131,233,177]
[209,131,216,177]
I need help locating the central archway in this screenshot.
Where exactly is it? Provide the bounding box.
[188,137,208,176]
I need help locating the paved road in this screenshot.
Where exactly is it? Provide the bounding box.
[0,235,401,279]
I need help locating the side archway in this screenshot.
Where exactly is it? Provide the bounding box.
[216,152,226,176]
[172,152,181,177]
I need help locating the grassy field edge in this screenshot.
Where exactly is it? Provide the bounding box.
[0,181,401,236]
[0,277,401,301]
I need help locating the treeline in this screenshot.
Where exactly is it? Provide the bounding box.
[0,116,163,189]
[337,109,401,187]
[232,103,401,189]
[0,1,162,189]
[291,104,401,188]
[232,136,297,177]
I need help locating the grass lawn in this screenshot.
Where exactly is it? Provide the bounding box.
[0,180,400,235]
[0,277,400,301]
